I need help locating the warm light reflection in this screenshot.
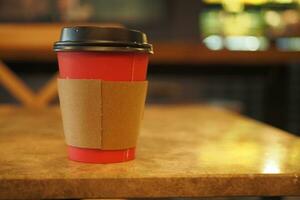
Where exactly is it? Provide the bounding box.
[262,159,281,173]
[261,136,285,174]
[197,120,262,169]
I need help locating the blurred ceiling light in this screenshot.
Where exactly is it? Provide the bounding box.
[225,36,268,51]
[282,10,299,24]
[204,0,298,4]
[273,0,294,3]
[223,13,254,36]
[204,0,221,3]
[243,0,268,4]
[222,0,244,12]
[245,36,261,50]
[277,37,300,51]
[203,35,224,50]
[265,10,281,27]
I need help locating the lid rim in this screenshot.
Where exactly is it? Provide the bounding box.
[54,26,153,54]
[53,45,154,54]
[54,41,152,48]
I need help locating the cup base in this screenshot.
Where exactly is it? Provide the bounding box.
[67,146,135,163]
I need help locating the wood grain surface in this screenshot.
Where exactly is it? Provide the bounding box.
[0,105,299,199]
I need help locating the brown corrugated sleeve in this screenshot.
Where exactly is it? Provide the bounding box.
[58,79,147,150]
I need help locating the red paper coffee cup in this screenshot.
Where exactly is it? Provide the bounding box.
[54,26,153,163]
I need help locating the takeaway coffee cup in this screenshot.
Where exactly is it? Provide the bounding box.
[54,26,153,163]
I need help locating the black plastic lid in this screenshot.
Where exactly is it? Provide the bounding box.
[53,26,153,54]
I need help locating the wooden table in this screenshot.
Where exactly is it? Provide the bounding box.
[0,105,299,199]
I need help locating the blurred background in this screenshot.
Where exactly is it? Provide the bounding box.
[0,0,300,136]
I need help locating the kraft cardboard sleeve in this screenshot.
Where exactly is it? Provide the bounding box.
[58,79,148,150]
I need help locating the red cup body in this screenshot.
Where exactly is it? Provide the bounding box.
[58,52,148,81]
[57,51,149,163]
